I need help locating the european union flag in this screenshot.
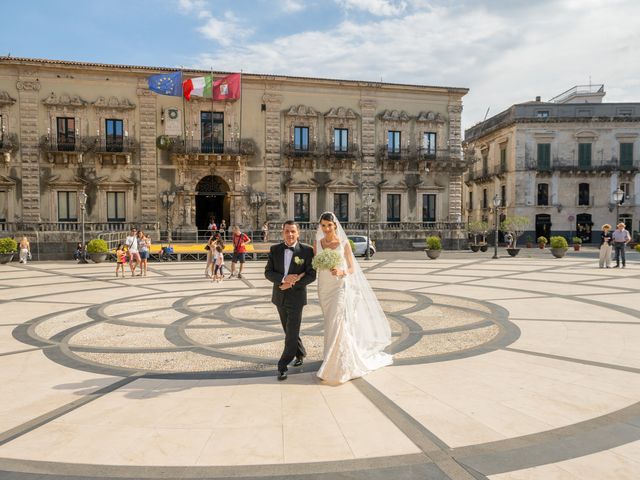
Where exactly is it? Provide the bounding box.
[148,72,183,96]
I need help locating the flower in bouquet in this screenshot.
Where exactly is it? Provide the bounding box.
[312,248,342,271]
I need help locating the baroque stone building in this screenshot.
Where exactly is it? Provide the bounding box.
[0,56,468,252]
[464,85,639,244]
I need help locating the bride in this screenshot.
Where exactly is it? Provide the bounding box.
[315,212,393,384]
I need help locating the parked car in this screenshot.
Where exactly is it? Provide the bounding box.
[347,235,376,257]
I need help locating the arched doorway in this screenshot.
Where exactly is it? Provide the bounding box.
[195,175,230,232]
[535,214,552,242]
[576,213,593,243]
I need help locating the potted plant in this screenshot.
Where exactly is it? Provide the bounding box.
[550,236,569,258]
[635,244,640,253]
[537,236,548,249]
[468,221,489,252]
[86,238,109,263]
[525,236,534,248]
[0,237,18,264]
[572,236,582,251]
[500,216,530,257]
[425,235,442,260]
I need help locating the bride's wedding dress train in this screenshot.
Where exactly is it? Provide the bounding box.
[316,240,392,384]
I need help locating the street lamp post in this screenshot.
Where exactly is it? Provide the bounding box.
[249,192,266,232]
[492,194,501,259]
[78,188,88,264]
[161,191,175,243]
[364,193,374,261]
[613,188,624,225]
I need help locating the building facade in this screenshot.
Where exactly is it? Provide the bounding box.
[464,86,640,244]
[0,57,468,252]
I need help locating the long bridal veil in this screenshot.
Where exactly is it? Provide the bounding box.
[315,212,393,361]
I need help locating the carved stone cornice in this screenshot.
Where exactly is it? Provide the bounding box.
[378,110,410,122]
[324,107,358,119]
[447,104,463,114]
[0,91,16,106]
[16,79,41,91]
[43,93,87,108]
[285,105,319,117]
[416,111,445,123]
[92,96,136,110]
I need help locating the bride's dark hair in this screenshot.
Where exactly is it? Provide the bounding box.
[319,212,336,225]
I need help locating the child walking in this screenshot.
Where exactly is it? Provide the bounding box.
[115,244,126,277]
[213,244,225,283]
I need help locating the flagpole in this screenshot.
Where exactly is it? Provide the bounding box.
[181,67,187,148]
[239,70,243,149]
[214,67,219,153]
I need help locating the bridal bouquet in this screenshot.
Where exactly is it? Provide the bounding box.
[312,249,342,271]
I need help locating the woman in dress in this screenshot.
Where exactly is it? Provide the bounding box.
[314,212,392,384]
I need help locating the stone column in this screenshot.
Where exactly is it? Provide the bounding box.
[136,80,158,223]
[16,73,42,222]
[447,103,464,221]
[359,98,377,219]
[263,93,282,220]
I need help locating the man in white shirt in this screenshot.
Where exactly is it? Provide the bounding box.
[611,222,631,268]
[125,227,141,276]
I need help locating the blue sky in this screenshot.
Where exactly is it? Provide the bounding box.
[2,0,640,131]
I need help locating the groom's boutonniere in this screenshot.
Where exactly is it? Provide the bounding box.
[294,256,304,265]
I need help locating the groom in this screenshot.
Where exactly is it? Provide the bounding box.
[265,220,316,381]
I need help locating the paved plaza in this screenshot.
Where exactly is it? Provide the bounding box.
[0,250,639,479]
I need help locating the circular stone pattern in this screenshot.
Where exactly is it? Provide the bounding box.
[14,288,518,379]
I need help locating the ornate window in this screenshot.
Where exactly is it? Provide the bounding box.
[57,191,78,221]
[422,194,436,222]
[56,117,76,151]
[620,143,633,168]
[537,183,549,206]
[294,126,309,151]
[578,183,590,206]
[334,128,348,152]
[105,119,124,152]
[578,143,592,168]
[333,193,349,222]
[324,107,358,156]
[0,190,6,222]
[107,192,126,222]
[294,193,310,222]
[387,194,401,222]
[537,143,551,170]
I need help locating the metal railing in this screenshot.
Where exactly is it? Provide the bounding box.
[282,141,321,156]
[0,221,159,233]
[94,138,137,153]
[327,143,360,157]
[170,139,254,155]
[525,159,639,173]
[378,145,412,161]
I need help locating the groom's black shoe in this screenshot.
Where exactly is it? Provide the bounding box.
[293,357,304,367]
[277,370,288,381]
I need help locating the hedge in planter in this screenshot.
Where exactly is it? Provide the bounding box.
[0,237,18,264]
[425,235,442,259]
[550,236,569,258]
[86,239,109,263]
[0,237,18,254]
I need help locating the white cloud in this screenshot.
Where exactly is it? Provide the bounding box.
[197,11,252,46]
[177,0,207,14]
[281,0,305,13]
[336,0,407,16]
[187,0,640,131]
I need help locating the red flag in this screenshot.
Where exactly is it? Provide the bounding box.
[213,73,241,101]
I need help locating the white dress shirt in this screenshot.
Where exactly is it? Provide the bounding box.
[282,242,297,281]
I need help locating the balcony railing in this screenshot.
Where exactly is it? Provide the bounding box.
[40,136,94,153]
[378,145,412,161]
[170,139,255,156]
[327,143,360,157]
[526,159,639,173]
[0,221,159,233]
[95,138,137,154]
[282,141,320,157]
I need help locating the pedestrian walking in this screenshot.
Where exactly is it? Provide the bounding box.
[115,243,126,277]
[138,231,150,276]
[19,236,31,264]
[599,224,613,268]
[229,225,251,279]
[125,227,141,276]
[612,222,631,268]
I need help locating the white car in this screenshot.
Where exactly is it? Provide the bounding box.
[347,235,376,257]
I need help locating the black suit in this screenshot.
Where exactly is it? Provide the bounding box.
[264,242,316,373]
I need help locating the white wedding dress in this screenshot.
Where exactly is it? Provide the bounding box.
[316,224,393,384]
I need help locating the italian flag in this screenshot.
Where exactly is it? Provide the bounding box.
[182,76,213,101]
